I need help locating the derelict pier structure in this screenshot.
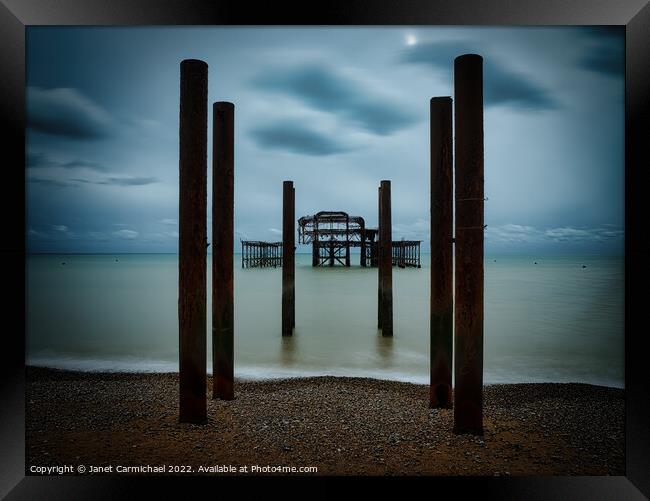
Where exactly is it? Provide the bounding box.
[297,210,421,268]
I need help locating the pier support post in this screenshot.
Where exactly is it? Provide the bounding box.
[178,59,208,424]
[430,97,453,409]
[292,186,295,328]
[377,186,382,328]
[282,181,295,336]
[453,54,485,434]
[379,180,393,337]
[212,101,234,401]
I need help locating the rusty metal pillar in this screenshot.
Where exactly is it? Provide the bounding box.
[345,214,351,267]
[212,101,234,401]
[430,96,454,409]
[282,181,295,336]
[312,214,319,267]
[453,54,485,435]
[178,59,208,424]
[312,242,318,267]
[379,180,393,337]
[360,221,366,267]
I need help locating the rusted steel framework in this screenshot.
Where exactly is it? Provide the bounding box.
[298,211,370,267]
[391,240,421,268]
[241,241,283,268]
[298,211,420,268]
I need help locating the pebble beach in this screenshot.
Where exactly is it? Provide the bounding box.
[26,367,624,476]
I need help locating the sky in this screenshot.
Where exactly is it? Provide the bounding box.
[25,27,624,254]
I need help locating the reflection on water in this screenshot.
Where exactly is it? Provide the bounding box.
[375,334,394,367]
[281,336,298,366]
[26,253,624,387]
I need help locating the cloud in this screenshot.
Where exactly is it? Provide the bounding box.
[27,177,78,188]
[27,224,77,239]
[30,175,157,189]
[100,177,158,186]
[268,228,282,235]
[27,87,115,139]
[27,151,110,172]
[251,63,418,135]
[578,26,623,42]
[88,231,110,241]
[578,47,623,76]
[68,176,159,186]
[27,152,57,169]
[487,224,624,244]
[59,159,109,171]
[350,219,621,246]
[161,218,178,226]
[113,229,139,240]
[249,121,354,156]
[544,226,624,242]
[28,228,48,239]
[486,224,544,243]
[400,41,558,110]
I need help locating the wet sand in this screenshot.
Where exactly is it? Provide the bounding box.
[26,367,624,476]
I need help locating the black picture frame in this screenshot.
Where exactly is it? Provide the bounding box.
[1,0,648,498]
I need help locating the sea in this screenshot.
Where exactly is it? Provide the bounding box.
[26,253,624,388]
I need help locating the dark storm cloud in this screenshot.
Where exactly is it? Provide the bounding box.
[27,177,78,188]
[400,41,558,110]
[27,87,115,139]
[576,27,624,78]
[27,151,110,172]
[60,159,110,171]
[71,176,159,186]
[249,122,354,156]
[27,151,56,168]
[251,64,418,135]
[578,45,624,77]
[579,26,623,42]
[29,175,158,188]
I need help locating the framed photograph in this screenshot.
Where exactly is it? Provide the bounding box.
[1,0,648,498]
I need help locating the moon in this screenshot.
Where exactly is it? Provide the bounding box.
[405,34,417,46]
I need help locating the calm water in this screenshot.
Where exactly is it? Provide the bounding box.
[26,253,624,387]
